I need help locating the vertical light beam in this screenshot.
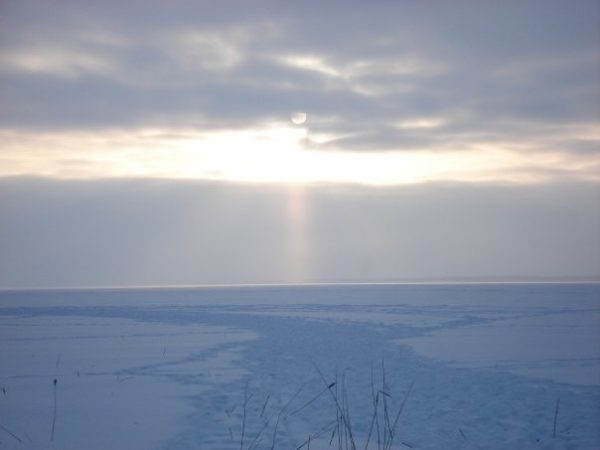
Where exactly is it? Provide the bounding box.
[285,184,311,282]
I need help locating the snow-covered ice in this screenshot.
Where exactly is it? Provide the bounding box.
[0,283,599,449]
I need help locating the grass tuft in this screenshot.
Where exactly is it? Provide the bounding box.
[228,359,413,450]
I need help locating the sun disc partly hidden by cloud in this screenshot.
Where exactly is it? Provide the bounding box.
[291,111,308,125]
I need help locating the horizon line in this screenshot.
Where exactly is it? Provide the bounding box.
[1,278,599,292]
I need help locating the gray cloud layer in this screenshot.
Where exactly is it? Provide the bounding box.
[1,0,598,155]
[1,177,598,288]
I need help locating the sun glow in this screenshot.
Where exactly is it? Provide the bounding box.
[1,123,598,185]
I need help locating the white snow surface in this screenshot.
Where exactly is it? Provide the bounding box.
[0,283,599,449]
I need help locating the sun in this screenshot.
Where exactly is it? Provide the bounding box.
[290,111,308,125]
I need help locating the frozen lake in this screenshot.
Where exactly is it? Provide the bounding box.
[0,283,599,449]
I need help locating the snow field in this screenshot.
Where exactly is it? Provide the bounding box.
[0,284,598,449]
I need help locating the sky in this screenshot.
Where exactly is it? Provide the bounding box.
[0,0,599,288]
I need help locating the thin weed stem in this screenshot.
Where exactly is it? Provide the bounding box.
[386,382,414,450]
[50,378,57,441]
[553,397,561,438]
[0,423,22,443]
[312,362,357,450]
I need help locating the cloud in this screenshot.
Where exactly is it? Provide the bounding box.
[0,47,116,79]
